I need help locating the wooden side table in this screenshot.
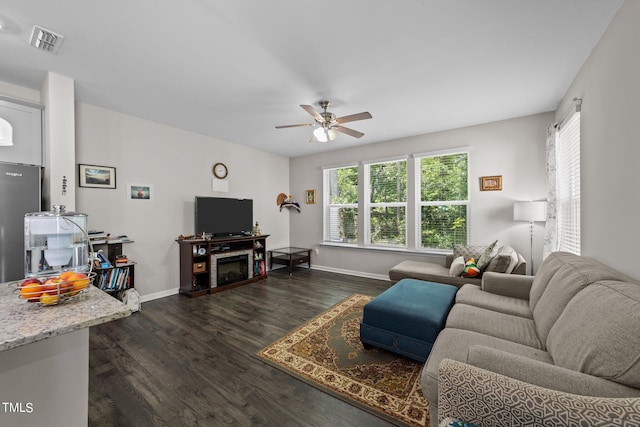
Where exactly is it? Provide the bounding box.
[269,247,311,274]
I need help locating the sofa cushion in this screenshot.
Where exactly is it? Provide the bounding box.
[422,328,553,408]
[455,284,532,318]
[532,253,639,344]
[546,281,640,389]
[528,251,569,310]
[445,304,542,349]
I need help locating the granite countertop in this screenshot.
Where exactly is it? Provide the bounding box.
[0,282,131,352]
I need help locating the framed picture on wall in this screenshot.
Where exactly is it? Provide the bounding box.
[78,164,116,189]
[128,184,152,200]
[305,189,316,204]
[480,175,502,191]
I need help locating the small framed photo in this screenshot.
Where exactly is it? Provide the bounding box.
[128,184,152,200]
[78,164,116,189]
[305,189,316,204]
[480,175,502,191]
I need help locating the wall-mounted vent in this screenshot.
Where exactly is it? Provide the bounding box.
[29,25,64,54]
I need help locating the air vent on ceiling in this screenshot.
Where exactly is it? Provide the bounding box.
[29,25,64,54]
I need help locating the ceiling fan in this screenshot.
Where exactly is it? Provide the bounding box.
[276,100,372,142]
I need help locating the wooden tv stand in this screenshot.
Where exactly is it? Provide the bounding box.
[176,235,268,297]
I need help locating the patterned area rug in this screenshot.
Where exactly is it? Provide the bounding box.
[257,294,429,426]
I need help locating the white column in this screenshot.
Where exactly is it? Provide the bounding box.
[41,72,76,211]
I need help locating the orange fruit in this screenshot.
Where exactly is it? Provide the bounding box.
[19,278,43,302]
[59,271,75,280]
[42,277,63,295]
[69,273,90,292]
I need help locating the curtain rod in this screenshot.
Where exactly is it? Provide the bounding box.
[555,97,582,129]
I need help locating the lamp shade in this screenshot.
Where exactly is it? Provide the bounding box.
[313,127,337,142]
[514,201,547,222]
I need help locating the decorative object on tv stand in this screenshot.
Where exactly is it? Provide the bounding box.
[276,192,301,212]
[252,221,261,236]
[513,201,547,274]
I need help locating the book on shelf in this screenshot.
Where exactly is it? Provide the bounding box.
[94,264,132,291]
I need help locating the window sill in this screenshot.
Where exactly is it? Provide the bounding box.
[320,241,451,257]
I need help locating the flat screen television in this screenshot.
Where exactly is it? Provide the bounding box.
[195,197,253,238]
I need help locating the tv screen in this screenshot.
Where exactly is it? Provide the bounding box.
[195,197,253,238]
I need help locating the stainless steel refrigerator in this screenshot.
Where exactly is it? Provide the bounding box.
[0,162,41,282]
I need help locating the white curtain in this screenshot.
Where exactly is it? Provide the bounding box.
[543,124,557,259]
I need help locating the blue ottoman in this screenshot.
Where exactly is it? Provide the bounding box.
[360,278,457,362]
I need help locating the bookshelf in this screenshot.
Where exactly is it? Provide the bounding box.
[94,262,135,294]
[90,236,136,299]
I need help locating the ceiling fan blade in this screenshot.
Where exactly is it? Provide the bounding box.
[334,125,364,138]
[335,112,372,124]
[275,123,315,129]
[300,105,325,123]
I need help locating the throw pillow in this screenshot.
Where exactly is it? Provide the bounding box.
[504,248,520,274]
[461,258,481,278]
[449,256,466,277]
[476,239,498,270]
[453,244,489,262]
[485,246,517,273]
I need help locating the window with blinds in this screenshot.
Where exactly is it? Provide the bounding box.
[556,112,581,255]
[416,151,469,250]
[324,165,358,243]
[365,159,407,246]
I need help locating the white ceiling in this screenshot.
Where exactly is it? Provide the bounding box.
[0,1,622,158]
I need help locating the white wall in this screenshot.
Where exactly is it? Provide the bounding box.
[555,0,639,278]
[0,81,40,104]
[75,103,290,300]
[290,112,552,278]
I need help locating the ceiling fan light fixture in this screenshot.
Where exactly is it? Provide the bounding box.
[313,127,337,142]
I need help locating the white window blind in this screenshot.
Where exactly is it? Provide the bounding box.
[365,159,407,246]
[556,111,581,255]
[324,165,358,243]
[416,151,469,250]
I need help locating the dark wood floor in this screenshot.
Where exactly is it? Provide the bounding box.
[89,268,396,426]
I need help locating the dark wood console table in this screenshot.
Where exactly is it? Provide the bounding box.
[176,235,268,297]
[269,247,311,274]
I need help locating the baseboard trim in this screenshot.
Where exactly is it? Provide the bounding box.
[140,287,179,303]
[310,265,390,282]
[138,268,389,303]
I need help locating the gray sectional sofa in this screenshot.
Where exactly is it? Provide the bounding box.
[422,251,640,426]
[389,245,526,287]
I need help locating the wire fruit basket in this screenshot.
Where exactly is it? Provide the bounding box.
[15,271,96,306]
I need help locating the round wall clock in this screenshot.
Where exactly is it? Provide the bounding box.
[213,162,228,179]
